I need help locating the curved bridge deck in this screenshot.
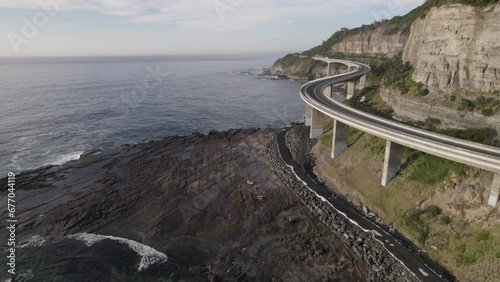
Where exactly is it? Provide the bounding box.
[301,58,500,206]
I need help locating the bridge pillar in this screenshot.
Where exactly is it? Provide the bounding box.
[381,141,403,186]
[305,104,312,126]
[488,174,500,206]
[347,81,356,99]
[359,75,366,90]
[327,63,331,76]
[310,108,324,139]
[332,120,349,158]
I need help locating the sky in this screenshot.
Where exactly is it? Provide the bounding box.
[0,0,425,57]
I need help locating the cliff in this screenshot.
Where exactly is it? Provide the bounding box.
[380,85,500,133]
[269,55,326,80]
[328,28,407,57]
[269,1,432,78]
[273,1,500,96]
[403,3,500,93]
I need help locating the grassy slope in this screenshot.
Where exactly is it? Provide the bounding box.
[313,125,500,281]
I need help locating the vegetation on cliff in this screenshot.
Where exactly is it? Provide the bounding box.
[312,127,500,282]
[435,0,499,6]
[302,1,435,57]
[272,54,322,80]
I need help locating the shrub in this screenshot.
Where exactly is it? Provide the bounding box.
[476,230,491,242]
[404,208,430,244]
[481,108,494,116]
[456,253,476,265]
[426,206,442,217]
[439,128,498,146]
[426,118,442,125]
[461,98,475,111]
[419,88,430,96]
[440,215,452,225]
[450,95,456,102]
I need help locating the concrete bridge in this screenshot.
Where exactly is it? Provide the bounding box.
[302,58,500,206]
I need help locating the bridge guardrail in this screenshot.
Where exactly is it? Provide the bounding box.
[300,59,500,174]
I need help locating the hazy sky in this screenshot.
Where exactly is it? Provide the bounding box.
[0,0,424,57]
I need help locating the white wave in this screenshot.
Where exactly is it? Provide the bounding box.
[47,151,84,166]
[68,233,168,271]
[18,235,47,248]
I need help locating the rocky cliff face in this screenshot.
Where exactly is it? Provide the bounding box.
[380,86,500,133]
[269,57,326,80]
[269,55,347,80]
[403,3,500,93]
[330,29,407,58]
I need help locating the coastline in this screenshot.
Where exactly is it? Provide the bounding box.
[1,123,457,281]
[0,127,370,281]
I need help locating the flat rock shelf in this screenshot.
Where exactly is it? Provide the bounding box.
[0,128,368,282]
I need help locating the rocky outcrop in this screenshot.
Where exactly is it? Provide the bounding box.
[269,55,327,80]
[380,86,500,133]
[330,30,407,58]
[403,3,500,93]
[269,55,348,80]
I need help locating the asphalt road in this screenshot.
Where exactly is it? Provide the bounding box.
[302,64,500,160]
[276,129,445,282]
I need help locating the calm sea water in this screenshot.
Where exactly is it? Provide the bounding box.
[0,55,304,175]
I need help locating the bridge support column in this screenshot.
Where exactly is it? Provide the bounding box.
[359,75,366,90]
[327,63,331,76]
[305,104,312,126]
[347,81,356,99]
[310,108,324,139]
[332,120,349,158]
[381,141,403,186]
[488,174,500,206]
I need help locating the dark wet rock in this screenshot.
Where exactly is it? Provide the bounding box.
[0,128,368,282]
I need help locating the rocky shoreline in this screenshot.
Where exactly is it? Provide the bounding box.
[1,128,370,282]
[0,124,451,281]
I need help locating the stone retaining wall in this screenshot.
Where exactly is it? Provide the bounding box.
[267,130,422,282]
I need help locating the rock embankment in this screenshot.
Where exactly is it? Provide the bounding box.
[268,126,424,282]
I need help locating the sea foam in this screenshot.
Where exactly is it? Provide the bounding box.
[18,235,47,248]
[49,151,84,166]
[68,233,168,271]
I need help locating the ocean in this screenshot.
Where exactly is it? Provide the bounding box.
[0,55,304,176]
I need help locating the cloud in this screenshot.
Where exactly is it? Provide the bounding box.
[0,0,425,31]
